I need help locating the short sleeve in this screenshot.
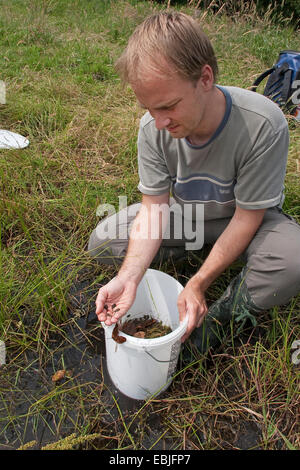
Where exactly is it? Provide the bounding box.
[137,122,171,196]
[234,123,289,210]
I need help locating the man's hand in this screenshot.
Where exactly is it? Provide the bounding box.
[177,207,266,342]
[177,277,208,342]
[95,276,138,326]
[95,192,170,326]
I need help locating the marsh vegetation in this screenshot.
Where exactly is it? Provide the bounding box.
[0,0,299,450]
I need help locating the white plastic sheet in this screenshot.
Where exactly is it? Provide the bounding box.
[0,130,29,149]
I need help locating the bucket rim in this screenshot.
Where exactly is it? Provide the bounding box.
[101,314,188,350]
[101,268,187,349]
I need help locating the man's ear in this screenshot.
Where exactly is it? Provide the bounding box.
[198,64,214,91]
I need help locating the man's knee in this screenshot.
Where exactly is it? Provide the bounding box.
[245,211,300,309]
[246,251,300,309]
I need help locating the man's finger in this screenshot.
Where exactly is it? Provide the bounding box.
[177,297,187,323]
[95,289,107,314]
[196,303,208,327]
[180,305,195,342]
[97,310,109,322]
[196,311,206,328]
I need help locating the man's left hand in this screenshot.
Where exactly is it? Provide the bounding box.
[177,277,208,342]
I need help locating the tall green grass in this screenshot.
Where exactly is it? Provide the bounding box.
[0,0,299,450]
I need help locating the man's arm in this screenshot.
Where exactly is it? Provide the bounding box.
[117,192,170,284]
[178,206,266,342]
[95,192,170,325]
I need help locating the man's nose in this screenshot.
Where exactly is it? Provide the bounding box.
[153,112,171,130]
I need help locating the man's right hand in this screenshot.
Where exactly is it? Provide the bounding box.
[95,193,170,326]
[95,276,138,326]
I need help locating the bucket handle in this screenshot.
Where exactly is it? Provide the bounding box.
[144,349,172,363]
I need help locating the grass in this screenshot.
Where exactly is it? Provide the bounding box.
[0,0,299,450]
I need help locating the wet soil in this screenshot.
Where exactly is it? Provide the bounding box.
[1,333,156,450]
[0,264,266,450]
[120,315,172,339]
[0,270,172,450]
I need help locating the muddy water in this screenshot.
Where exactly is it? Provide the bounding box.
[0,318,151,449]
[0,275,167,450]
[0,267,265,450]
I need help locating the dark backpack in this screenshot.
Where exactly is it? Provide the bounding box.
[250,50,300,120]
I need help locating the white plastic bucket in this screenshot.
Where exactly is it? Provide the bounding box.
[102,269,188,400]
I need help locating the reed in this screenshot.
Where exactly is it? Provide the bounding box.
[0,0,299,451]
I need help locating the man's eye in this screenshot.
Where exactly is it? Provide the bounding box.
[163,104,175,111]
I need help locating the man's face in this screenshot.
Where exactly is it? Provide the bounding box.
[131,65,211,141]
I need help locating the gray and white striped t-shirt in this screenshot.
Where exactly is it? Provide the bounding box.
[137,85,289,220]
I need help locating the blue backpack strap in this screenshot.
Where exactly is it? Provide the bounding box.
[250,67,275,92]
[263,62,292,107]
[251,51,300,114]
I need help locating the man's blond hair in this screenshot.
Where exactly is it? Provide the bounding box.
[115,11,218,84]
